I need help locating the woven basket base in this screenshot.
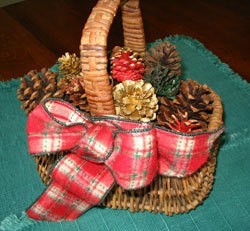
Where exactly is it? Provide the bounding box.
[34,144,218,216]
[101,145,218,216]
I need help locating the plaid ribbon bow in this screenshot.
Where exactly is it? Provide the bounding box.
[26,99,223,221]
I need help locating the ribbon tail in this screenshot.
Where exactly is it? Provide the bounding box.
[27,154,115,221]
[27,182,92,221]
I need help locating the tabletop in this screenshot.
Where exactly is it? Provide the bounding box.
[0,0,249,82]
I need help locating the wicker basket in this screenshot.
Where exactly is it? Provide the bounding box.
[34,0,223,216]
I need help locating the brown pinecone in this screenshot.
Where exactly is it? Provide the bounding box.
[58,52,81,77]
[145,41,182,78]
[55,75,90,113]
[157,79,213,132]
[144,41,182,97]
[17,68,58,114]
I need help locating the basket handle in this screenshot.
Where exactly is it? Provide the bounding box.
[80,0,145,116]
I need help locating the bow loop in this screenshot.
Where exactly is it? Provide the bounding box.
[27,101,88,154]
[73,122,117,162]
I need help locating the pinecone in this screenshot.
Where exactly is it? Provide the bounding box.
[56,75,90,113]
[113,80,158,122]
[144,64,180,98]
[157,80,214,132]
[144,41,182,97]
[110,47,145,82]
[17,68,58,114]
[145,41,182,77]
[58,52,81,77]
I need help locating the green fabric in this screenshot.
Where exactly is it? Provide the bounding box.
[0,35,249,231]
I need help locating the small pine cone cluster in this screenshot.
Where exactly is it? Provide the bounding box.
[113,80,158,122]
[17,68,89,115]
[17,68,58,114]
[110,47,145,82]
[157,80,213,132]
[17,44,215,134]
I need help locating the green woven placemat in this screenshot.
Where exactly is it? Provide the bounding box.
[0,35,249,231]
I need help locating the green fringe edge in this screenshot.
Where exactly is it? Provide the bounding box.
[0,211,38,231]
[0,78,20,90]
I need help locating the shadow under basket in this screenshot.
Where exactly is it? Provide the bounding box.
[33,0,223,216]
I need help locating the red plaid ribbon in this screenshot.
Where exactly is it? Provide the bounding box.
[26,99,224,221]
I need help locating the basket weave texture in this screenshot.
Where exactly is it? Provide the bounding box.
[34,0,223,215]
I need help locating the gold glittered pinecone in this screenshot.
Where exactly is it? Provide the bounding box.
[157,79,214,132]
[113,80,158,122]
[55,75,90,113]
[144,41,182,97]
[58,52,81,77]
[17,68,58,114]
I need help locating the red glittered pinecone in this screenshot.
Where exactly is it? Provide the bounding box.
[110,47,145,82]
